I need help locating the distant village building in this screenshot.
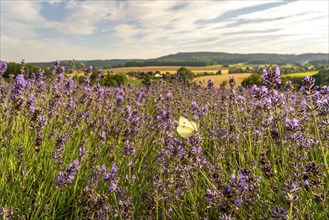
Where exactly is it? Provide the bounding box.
[154,73,163,78]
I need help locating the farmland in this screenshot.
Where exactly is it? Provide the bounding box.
[285,71,318,77]
[194,71,320,88]
[193,73,252,87]
[109,66,229,75]
[0,60,328,219]
[68,64,320,89]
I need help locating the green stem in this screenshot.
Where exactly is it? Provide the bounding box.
[155,189,159,220]
[309,96,329,179]
[288,202,293,220]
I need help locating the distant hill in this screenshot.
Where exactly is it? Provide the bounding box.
[30,52,329,68]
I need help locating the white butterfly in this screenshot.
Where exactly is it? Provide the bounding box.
[177,116,198,138]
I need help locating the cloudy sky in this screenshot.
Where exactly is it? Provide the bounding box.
[0,0,328,62]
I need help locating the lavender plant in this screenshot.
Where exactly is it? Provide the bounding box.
[0,62,328,219]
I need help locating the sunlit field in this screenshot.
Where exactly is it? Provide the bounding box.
[0,61,328,219]
[109,66,228,75]
[285,71,318,77]
[68,66,229,77]
[194,73,252,88]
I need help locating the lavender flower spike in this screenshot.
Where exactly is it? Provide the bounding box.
[11,74,27,102]
[263,67,281,87]
[0,60,7,76]
[300,76,317,95]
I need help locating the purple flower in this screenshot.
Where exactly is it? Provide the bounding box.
[301,180,309,186]
[135,91,145,101]
[262,67,281,87]
[99,131,106,141]
[64,78,74,94]
[109,182,117,192]
[219,214,234,220]
[117,95,124,106]
[27,96,36,113]
[0,60,8,76]
[38,69,44,79]
[271,206,288,219]
[320,85,329,95]
[263,116,273,127]
[125,105,132,119]
[252,85,268,98]
[229,76,236,88]
[285,80,294,91]
[97,68,103,78]
[206,189,213,196]
[78,146,88,161]
[102,163,119,192]
[190,101,198,111]
[55,171,65,185]
[234,199,242,207]
[285,118,299,131]
[20,59,26,74]
[207,79,215,89]
[123,140,135,155]
[54,60,60,68]
[111,163,118,174]
[96,86,104,99]
[55,160,80,187]
[51,133,69,164]
[11,74,27,103]
[103,171,110,181]
[301,76,317,95]
[58,67,65,83]
[84,78,90,88]
[85,65,93,75]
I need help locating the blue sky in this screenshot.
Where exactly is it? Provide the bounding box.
[0,0,328,62]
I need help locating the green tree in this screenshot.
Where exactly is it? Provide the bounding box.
[141,74,153,85]
[241,73,263,87]
[313,69,329,86]
[112,74,128,86]
[176,67,194,84]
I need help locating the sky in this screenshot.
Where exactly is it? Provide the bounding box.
[0,0,328,62]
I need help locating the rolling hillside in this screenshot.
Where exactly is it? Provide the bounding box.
[30,52,329,68]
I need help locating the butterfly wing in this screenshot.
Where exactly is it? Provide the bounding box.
[177,116,198,138]
[179,116,194,129]
[190,121,198,131]
[177,125,196,138]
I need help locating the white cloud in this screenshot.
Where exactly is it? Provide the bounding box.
[0,0,328,62]
[1,34,103,62]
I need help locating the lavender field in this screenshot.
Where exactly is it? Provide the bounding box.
[0,60,328,219]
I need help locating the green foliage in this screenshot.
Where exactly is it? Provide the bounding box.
[0,71,329,219]
[30,52,328,68]
[313,69,329,86]
[241,73,263,87]
[221,80,228,87]
[73,75,88,84]
[3,62,50,78]
[141,74,153,85]
[112,74,128,86]
[100,73,127,87]
[176,67,194,83]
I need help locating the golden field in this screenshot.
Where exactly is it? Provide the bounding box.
[109,66,229,75]
[193,73,252,88]
[284,71,317,77]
